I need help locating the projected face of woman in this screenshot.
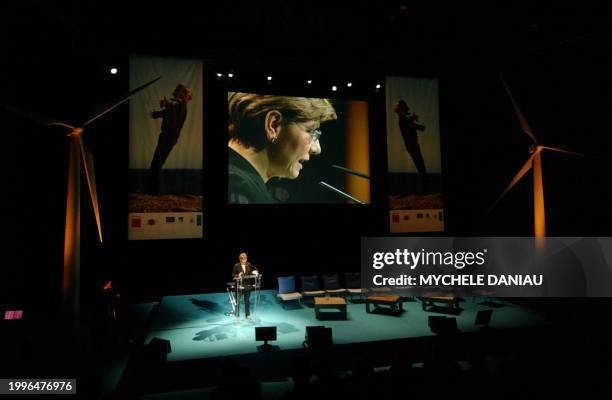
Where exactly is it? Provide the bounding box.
[269,121,321,179]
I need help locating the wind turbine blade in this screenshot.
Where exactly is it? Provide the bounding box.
[82,76,162,127]
[1,103,74,130]
[77,136,103,243]
[49,122,77,130]
[63,136,81,320]
[540,145,586,158]
[501,76,538,145]
[533,151,545,238]
[488,152,537,212]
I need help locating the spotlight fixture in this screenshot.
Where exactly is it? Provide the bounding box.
[307,80,312,85]
[110,67,118,75]
[346,82,352,87]
[331,85,337,92]
[267,76,273,81]
[216,73,223,78]
[475,309,493,328]
[375,84,382,89]
[228,73,234,78]
[304,326,333,348]
[255,326,277,350]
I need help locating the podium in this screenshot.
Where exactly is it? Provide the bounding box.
[227,274,262,319]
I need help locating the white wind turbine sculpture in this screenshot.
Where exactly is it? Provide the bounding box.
[4,76,161,321]
[490,77,584,246]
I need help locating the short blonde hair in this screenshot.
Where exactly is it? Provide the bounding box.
[228,92,337,149]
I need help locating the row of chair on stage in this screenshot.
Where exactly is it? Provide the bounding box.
[276,273,367,306]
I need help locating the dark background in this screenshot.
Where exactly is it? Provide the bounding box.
[1,0,610,327]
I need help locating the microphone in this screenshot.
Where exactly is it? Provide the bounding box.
[331,164,370,180]
[319,181,365,204]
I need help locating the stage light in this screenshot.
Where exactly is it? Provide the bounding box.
[307,80,312,85]
[475,309,493,327]
[332,85,337,92]
[146,337,171,363]
[110,67,118,75]
[267,76,273,81]
[255,326,277,350]
[428,316,458,335]
[149,337,171,353]
[228,73,234,78]
[375,84,382,89]
[304,326,333,348]
[216,73,223,78]
[347,82,353,87]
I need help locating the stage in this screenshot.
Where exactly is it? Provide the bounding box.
[110,290,552,396]
[142,290,546,362]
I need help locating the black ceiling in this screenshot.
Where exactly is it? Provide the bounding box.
[2,1,608,70]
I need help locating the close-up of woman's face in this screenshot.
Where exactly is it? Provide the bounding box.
[269,120,322,179]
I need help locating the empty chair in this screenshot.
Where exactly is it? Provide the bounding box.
[277,276,302,308]
[322,274,346,297]
[344,272,366,302]
[300,275,326,301]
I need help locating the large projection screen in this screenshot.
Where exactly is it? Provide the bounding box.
[385,76,444,232]
[128,55,203,240]
[227,92,370,204]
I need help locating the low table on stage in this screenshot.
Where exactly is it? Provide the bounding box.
[421,293,460,312]
[366,294,403,314]
[314,297,347,320]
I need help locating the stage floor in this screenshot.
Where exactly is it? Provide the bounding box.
[143,290,546,362]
